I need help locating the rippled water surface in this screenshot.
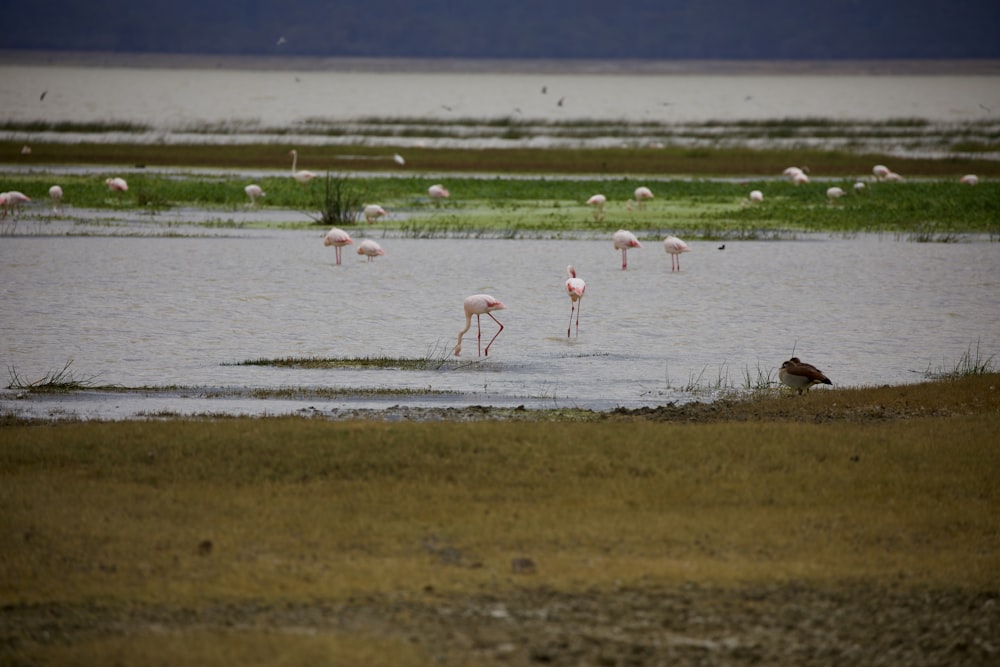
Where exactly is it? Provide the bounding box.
[2,232,998,419]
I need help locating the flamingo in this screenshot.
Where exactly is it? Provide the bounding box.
[749,189,764,203]
[613,229,642,270]
[356,239,385,261]
[428,184,450,200]
[779,357,832,395]
[3,191,30,217]
[792,171,810,185]
[783,166,804,180]
[633,186,654,209]
[854,181,866,192]
[49,185,63,213]
[960,174,979,185]
[454,294,506,357]
[0,192,7,220]
[585,194,606,222]
[662,235,690,272]
[564,265,586,338]
[289,149,316,186]
[884,171,904,182]
[244,184,265,207]
[826,186,846,201]
[323,227,353,265]
[872,164,890,180]
[105,177,128,192]
[363,204,387,223]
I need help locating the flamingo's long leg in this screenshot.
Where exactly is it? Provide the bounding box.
[484,313,504,356]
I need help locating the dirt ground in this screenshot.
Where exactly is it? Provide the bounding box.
[4,584,997,666]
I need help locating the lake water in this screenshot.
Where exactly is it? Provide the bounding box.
[1,56,998,419]
[1,230,998,419]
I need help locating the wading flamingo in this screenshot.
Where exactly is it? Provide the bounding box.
[826,186,846,201]
[633,186,654,209]
[662,235,690,272]
[356,239,385,261]
[612,229,642,270]
[586,194,606,222]
[779,357,832,395]
[565,265,586,338]
[428,184,450,200]
[105,177,128,192]
[244,184,265,207]
[1,191,30,219]
[323,227,353,265]
[289,149,316,186]
[454,294,506,357]
[49,185,63,213]
[363,204,387,223]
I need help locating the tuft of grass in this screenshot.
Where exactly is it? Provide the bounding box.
[924,340,996,379]
[6,361,101,393]
[307,172,366,226]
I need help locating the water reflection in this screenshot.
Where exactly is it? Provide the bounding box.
[1,232,998,419]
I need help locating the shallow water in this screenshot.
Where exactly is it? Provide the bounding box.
[1,229,998,419]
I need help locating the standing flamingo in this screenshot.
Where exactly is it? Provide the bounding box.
[826,186,846,202]
[612,229,642,270]
[872,164,890,180]
[1,191,30,219]
[428,184,450,200]
[105,177,128,192]
[633,186,654,209]
[779,357,832,395]
[244,184,265,207]
[49,185,63,213]
[565,265,586,338]
[749,189,764,203]
[356,239,385,261]
[363,204,387,223]
[586,194,606,222]
[662,235,690,272]
[454,294,506,357]
[289,149,316,186]
[323,227,353,265]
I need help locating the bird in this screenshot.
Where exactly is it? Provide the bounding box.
[783,166,805,180]
[585,194,606,222]
[356,239,385,261]
[884,171,904,182]
[244,184,265,207]
[392,153,406,166]
[854,181,866,192]
[717,244,726,250]
[872,164,891,180]
[633,186,654,209]
[105,177,128,192]
[48,185,63,213]
[792,171,810,185]
[613,230,642,270]
[1,191,30,218]
[565,265,586,338]
[779,357,832,395]
[826,186,846,201]
[428,184,450,200]
[363,204,387,223]
[454,294,506,357]
[662,235,691,272]
[749,189,764,203]
[288,150,316,186]
[960,174,979,185]
[323,227,353,265]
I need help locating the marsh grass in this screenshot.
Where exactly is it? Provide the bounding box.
[2,374,998,665]
[6,361,102,392]
[229,354,450,370]
[923,339,996,378]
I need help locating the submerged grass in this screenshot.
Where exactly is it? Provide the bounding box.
[229,355,450,370]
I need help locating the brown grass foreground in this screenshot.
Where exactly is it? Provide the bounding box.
[2,375,999,666]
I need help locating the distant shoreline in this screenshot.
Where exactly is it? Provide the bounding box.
[3,49,1000,75]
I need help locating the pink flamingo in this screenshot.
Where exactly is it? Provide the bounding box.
[586,194,606,222]
[565,265,586,338]
[454,294,506,357]
[428,184,450,200]
[872,164,890,180]
[749,189,763,203]
[363,204,387,223]
[49,185,63,213]
[613,229,642,270]
[633,186,654,209]
[959,174,978,185]
[105,177,128,192]
[663,235,690,272]
[3,191,30,217]
[826,186,846,202]
[356,239,385,261]
[323,227,353,265]
[289,150,316,186]
[244,184,265,207]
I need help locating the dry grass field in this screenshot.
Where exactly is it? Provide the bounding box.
[2,374,998,666]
